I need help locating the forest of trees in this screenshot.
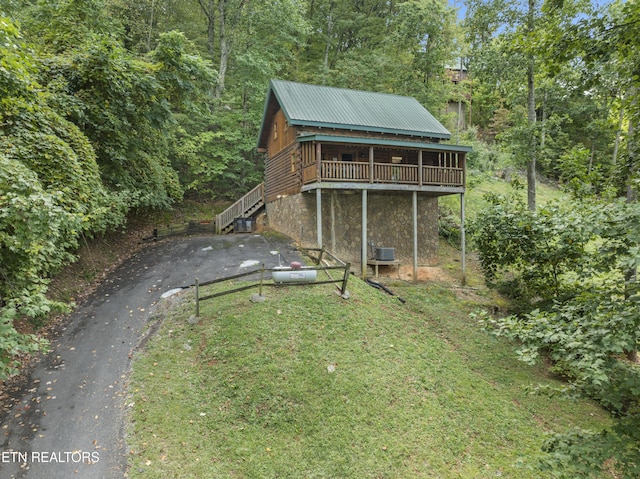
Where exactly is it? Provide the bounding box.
[0,0,638,476]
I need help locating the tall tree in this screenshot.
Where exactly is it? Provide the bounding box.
[214,0,245,97]
[465,0,598,207]
[196,0,216,57]
[525,0,537,209]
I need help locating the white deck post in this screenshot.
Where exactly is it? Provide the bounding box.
[330,191,336,252]
[461,192,466,284]
[316,187,323,248]
[361,189,368,278]
[413,191,418,283]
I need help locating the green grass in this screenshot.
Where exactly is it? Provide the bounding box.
[127,275,611,479]
[440,173,567,222]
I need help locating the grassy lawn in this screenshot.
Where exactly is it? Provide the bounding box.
[440,174,567,222]
[127,270,610,478]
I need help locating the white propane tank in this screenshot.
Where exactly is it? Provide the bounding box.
[272,265,317,283]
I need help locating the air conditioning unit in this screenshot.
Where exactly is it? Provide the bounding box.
[375,247,395,261]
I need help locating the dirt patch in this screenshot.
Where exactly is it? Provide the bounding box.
[397,265,456,283]
[371,264,458,284]
[47,216,157,306]
[373,261,490,304]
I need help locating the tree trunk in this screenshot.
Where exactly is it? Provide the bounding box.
[540,88,547,152]
[197,0,216,58]
[627,105,637,203]
[613,103,624,166]
[146,0,156,52]
[216,0,229,98]
[526,0,537,211]
[322,1,335,85]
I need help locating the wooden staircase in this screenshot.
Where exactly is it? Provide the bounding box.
[215,183,265,234]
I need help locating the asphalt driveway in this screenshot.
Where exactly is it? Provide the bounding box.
[0,233,301,478]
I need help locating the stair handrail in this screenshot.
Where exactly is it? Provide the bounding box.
[215,183,265,234]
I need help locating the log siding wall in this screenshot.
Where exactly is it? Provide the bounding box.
[265,142,301,203]
[264,119,466,200]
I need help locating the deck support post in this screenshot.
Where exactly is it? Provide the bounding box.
[461,192,466,284]
[361,189,368,278]
[413,191,418,283]
[330,191,336,252]
[316,187,323,248]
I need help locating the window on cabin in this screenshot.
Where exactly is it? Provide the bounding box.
[273,122,278,139]
[290,153,296,173]
[341,153,353,162]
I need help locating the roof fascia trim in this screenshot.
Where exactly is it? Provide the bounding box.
[297,134,472,152]
[288,120,450,140]
[256,85,274,149]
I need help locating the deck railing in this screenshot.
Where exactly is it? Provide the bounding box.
[422,165,464,186]
[373,163,419,183]
[321,161,369,181]
[303,161,463,187]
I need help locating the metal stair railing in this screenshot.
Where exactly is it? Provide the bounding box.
[215,183,265,234]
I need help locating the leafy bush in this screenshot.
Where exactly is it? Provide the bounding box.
[0,17,125,378]
[0,156,73,377]
[0,308,47,378]
[471,194,640,477]
[469,193,593,304]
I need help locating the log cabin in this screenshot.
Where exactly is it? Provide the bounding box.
[257,79,471,279]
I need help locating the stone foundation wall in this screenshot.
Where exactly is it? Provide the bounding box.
[266,190,439,269]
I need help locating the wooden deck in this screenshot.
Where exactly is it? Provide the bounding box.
[302,161,464,188]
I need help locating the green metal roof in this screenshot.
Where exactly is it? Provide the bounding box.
[257,80,451,148]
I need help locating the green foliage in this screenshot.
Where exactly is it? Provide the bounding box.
[0,17,33,98]
[555,146,605,197]
[151,31,216,115]
[540,425,640,479]
[0,156,69,377]
[464,0,629,192]
[0,16,127,377]
[49,36,183,208]
[0,156,79,296]
[16,0,120,53]
[470,192,592,302]
[179,106,263,199]
[455,126,510,172]
[173,126,232,196]
[294,0,456,110]
[472,194,640,477]
[1,97,122,229]
[0,307,47,379]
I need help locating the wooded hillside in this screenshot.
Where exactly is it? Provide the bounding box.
[1,1,639,476]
